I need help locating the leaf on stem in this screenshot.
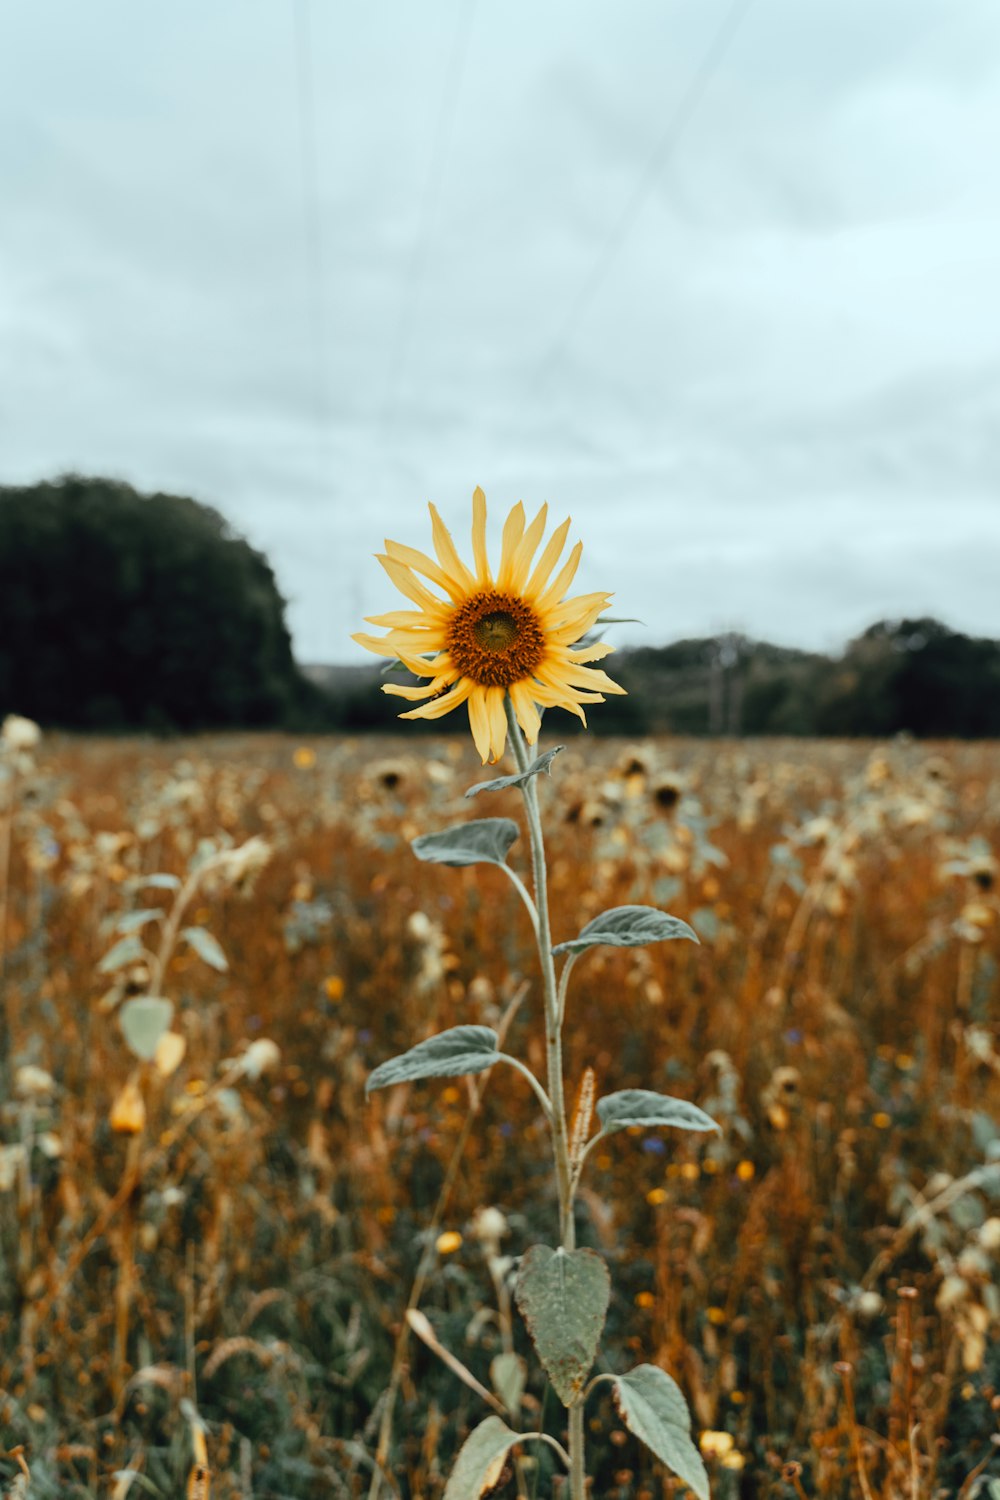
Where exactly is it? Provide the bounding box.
[596,1089,720,1137]
[97,934,146,973]
[411,818,520,867]
[114,909,165,935]
[181,927,229,972]
[120,996,175,1061]
[611,1364,710,1500]
[465,747,565,798]
[553,904,698,955]
[442,1416,525,1500]
[491,1351,527,1415]
[366,1025,500,1095]
[514,1244,610,1406]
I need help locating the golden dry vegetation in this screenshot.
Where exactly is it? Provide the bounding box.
[1,730,999,1498]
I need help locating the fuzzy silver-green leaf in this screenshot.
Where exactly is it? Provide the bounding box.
[597,1089,720,1137]
[612,1364,710,1500]
[514,1244,610,1406]
[442,1416,523,1500]
[411,818,519,867]
[366,1026,500,1095]
[553,904,698,956]
[465,748,564,798]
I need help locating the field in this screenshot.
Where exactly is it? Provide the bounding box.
[1,730,999,1499]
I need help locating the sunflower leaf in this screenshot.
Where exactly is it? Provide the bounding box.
[411,818,519,867]
[514,1244,610,1406]
[596,1089,720,1137]
[465,747,565,798]
[181,926,229,972]
[97,934,146,974]
[552,905,699,955]
[120,996,174,1062]
[611,1365,709,1500]
[442,1416,524,1500]
[366,1025,500,1095]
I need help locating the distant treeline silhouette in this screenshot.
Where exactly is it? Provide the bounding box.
[2,476,997,737]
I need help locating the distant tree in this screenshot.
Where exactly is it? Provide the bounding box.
[0,475,306,730]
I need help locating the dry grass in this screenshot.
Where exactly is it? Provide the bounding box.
[1,732,998,1498]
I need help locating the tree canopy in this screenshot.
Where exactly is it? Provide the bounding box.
[0,475,306,730]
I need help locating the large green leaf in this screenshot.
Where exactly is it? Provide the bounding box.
[465,747,564,799]
[514,1244,609,1406]
[120,997,174,1062]
[411,818,519,867]
[366,1026,500,1095]
[596,1089,720,1137]
[491,1351,527,1416]
[612,1365,709,1500]
[553,904,699,955]
[442,1417,522,1500]
[181,926,228,972]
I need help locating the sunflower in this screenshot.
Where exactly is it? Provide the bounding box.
[352,487,626,763]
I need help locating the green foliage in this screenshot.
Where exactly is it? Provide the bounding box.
[441,1417,525,1500]
[465,746,565,798]
[553,904,699,955]
[181,926,228,972]
[119,996,173,1060]
[365,1025,500,1094]
[411,819,519,867]
[610,1365,710,1500]
[0,474,312,731]
[595,1088,720,1137]
[514,1244,610,1406]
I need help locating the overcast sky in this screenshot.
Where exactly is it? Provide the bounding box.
[2,0,998,662]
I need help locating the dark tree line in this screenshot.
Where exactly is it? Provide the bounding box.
[0,475,318,731]
[2,476,996,737]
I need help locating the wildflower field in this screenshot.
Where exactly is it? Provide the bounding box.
[1,728,999,1498]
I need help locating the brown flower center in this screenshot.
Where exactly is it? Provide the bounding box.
[446,589,545,687]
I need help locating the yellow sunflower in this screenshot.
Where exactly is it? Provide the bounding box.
[352,487,626,763]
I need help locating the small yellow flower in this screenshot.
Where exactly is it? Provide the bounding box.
[436,1230,463,1255]
[353,487,626,762]
[736,1160,756,1182]
[324,975,345,1001]
[699,1430,734,1459]
[872,1112,892,1129]
[293,746,317,769]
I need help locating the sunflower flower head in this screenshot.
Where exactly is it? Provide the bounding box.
[353,487,626,763]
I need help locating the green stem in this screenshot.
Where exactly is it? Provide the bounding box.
[504,698,585,1498]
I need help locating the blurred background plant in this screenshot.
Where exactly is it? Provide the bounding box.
[0,728,998,1495]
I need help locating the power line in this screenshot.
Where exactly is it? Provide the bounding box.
[378,0,477,454]
[292,0,330,429]
[529,0,758,396]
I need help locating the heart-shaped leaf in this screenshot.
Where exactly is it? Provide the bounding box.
[366,1026,500,1095]
[514,1244,609,1406]
[411,819,519,867]
[120,997,175,1062]
[181,926,228,972]
[612,1365,709,1500]
[553,905,698,956]
[466,747,565,799]
[443,1417,523,1500]
[596,1089,720,1137]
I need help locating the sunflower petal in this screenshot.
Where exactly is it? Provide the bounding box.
[383,675,455,701]
[385,539,465,601]
[510,681,542,744]
[471,487,491,584]
[399,679,472,722]
[524,516,571,599]
[364,610,440,630]
[467,686,492,762]
[352,631,406,660]
[536,540,583,609]
[377,554,450,613]
[496,502,526,592]
[428,503,475,591]
[554,663,626,695]
[503,504,547,592]
[563,640,615,664]
[486,686,508,762]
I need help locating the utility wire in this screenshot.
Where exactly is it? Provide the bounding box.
[529,0,757,396]
[378,0,477,453]
[292,0,330,429]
